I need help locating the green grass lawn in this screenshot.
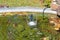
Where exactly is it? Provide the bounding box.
[0,0,51,7]
[0,0,41,7]
[0,13,60,40]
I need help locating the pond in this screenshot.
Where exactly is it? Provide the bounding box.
[0,12,60,40]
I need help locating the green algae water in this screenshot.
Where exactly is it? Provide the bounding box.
[0,12,59,40]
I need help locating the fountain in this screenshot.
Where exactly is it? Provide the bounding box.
[28,14,37,27]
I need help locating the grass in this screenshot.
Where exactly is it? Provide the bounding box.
[0,0,41,7]
[0,0,51,7]
[0,13,60,40]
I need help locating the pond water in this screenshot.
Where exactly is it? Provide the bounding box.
[0,12,59,40]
